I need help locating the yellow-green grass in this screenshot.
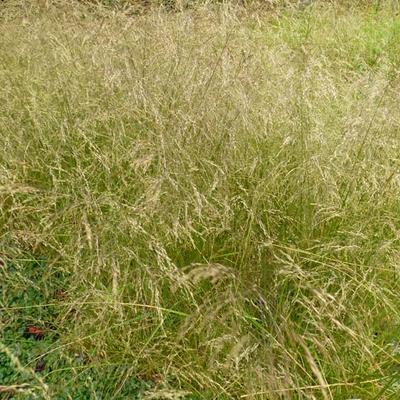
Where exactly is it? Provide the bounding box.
[2,1,400,398]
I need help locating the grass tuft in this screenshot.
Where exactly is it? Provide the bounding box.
[2,1,400,398]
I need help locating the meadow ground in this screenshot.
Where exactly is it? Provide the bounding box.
[2,1,400,398]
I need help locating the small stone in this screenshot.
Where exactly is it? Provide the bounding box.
[74,353,86,364]
[35,358,46,373]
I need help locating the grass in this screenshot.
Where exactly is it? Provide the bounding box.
[1,0,400,398]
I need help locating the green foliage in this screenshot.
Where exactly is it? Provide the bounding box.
[0,258,152,398]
